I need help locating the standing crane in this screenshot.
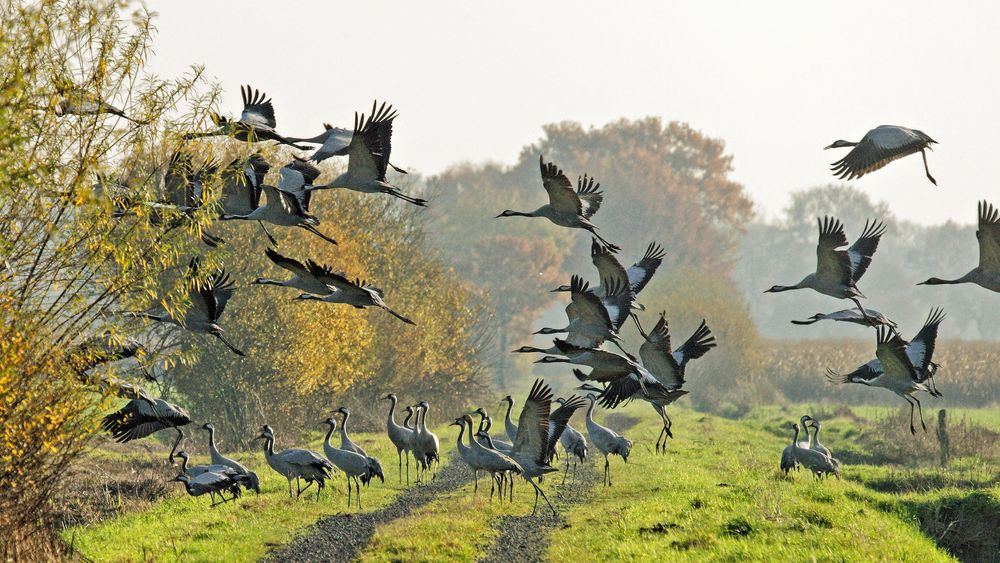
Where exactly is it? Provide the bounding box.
[451,414,522,501]
[825,125,937,185]
[785,423,840,479]
[172,472,245,507]
[197,423,260,494]
[583,394,632,487]
[336,406,385,484]
[496,156,619,251]
[765,217,886,324]
[413,401,440,481]
[552,397,588,485]
[382,394,415,484]
[919,201,1000,293]
[256,425,334,500]
[322,418,380,508]
[500,395,518,443]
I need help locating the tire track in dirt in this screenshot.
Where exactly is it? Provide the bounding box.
[266,453,471,562]
[479,414,640,563]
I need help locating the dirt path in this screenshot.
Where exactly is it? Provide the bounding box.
[478,460,597,563]
[268,415,640,563]
[265,453,472,562]
[479,414,639,563]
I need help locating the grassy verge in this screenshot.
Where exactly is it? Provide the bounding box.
[64,429,440,561]
[65,404,998,561]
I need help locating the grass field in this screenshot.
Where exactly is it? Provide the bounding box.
[65,404,1000,561]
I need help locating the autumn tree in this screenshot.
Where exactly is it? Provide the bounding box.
[165,157,493,442]
[429,118,754,385]
[0,1,215,556]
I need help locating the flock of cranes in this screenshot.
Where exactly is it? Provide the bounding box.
[56,78,997,511]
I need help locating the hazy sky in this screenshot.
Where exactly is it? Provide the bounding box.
[146,1,1000,225]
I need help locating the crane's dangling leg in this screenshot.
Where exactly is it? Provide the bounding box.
[913,395,927,432]
[849,297,876,327]
[167,427,184,463]
[901,395,917,435]
[922,149,937,186]
[258,221,277,246]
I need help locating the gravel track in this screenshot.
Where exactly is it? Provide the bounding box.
[268,416,640,562]
[479,415,640,563]
[478,460,598,563]
[265,453,471,562]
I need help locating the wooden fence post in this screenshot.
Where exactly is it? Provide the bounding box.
[936,409,950,468]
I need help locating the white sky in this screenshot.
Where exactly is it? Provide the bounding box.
[146,1,1000,225]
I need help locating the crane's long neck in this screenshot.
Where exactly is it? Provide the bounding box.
[922,271,975,285]
[324,424,335,448]
[253,278,285,286]
[504,400,514,423]
[387,397,397,427]
[790,425,799,447]
[812,425,822,447]
[263,436,274,458]
[586,398,596,421]
[207,428,219,455]
[403,410,414,430]
[179,455,189,474]
[464,420,477,447]
[770,283,803,293]
[419,407,429,431]
[455,421,466,449]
